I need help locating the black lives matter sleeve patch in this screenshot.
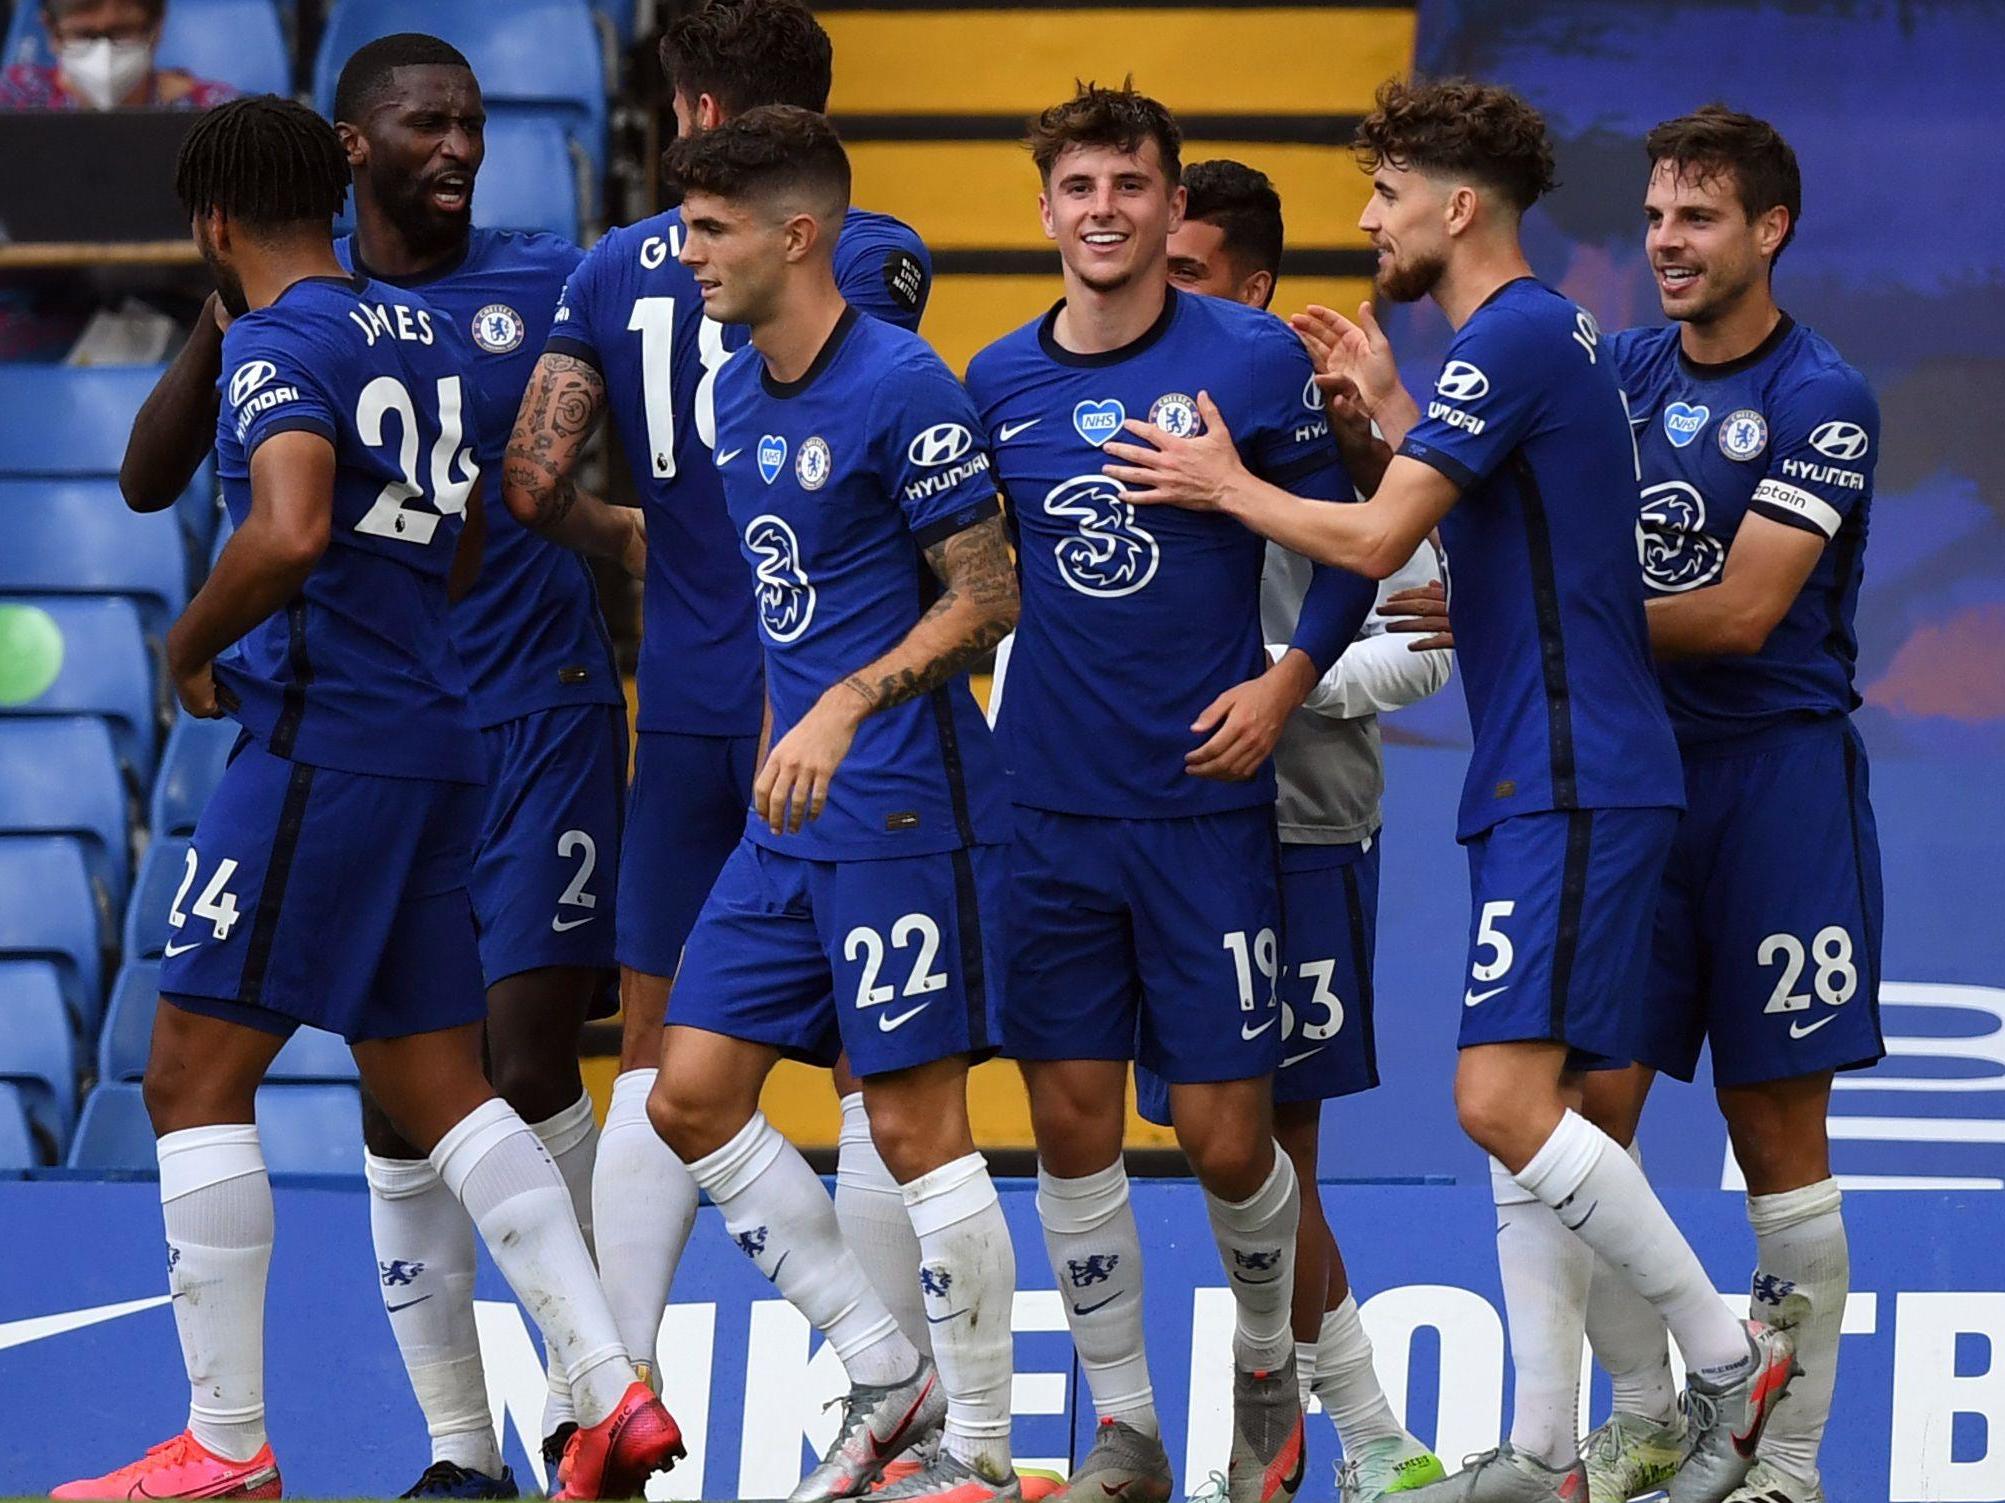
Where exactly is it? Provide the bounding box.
[883,249,928,316]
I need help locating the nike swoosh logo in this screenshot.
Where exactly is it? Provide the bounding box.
[551,914,597,932]
[1733,1351,1794,1455]
[162,938,202,957]
[997,418,1041,442]
[924,1308,969,1324]
[1464,985,1507,1007]
[771,1251,789,1280]
[878,1002,930,1032]
[1072,1292,1122,1316]
[716,447,743,465]
[867,1374,937,1459]
[1231,1272,1281,1285]
[1241,1018,1276,1041]
[1789,1015,1838,1039]
[1281,1048,1323,1068]
[385,1295,433,1313]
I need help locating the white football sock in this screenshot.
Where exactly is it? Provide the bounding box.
[432,1098,632,1428]
[1205,1148,1300,1372]
[1516,1111,1751,1383]
[1314,1294,1409,1455]
[1037,1161,1157,1436]
[365,1152,502,1475]
[1748,1178,1847,1486]
[687,1111,916,1386]
[1295,1341,1317,1412]
[529,1092,599,1436]
[836,1092,931,1358]
[1493,1159,1592,1469]
[1583,1142,1677,1426]
[158,1125,273,1464]
[904,1152,1016,1476]
[592,1068,697,1375]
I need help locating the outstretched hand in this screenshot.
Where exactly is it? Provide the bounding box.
[1290,302,1401,422]
[1101,392,1245,510]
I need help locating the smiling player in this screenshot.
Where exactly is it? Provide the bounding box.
[1106,80,1796,1503]
[968,84,1379,1503]
[1564,108,1882,1503]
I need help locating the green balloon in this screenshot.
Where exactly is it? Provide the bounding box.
[0,603,65,706]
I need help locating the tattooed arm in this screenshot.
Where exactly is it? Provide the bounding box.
[501,351,646,576]
[754,513,1019,834]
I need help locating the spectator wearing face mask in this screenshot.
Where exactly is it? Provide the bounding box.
[0,0,239,110]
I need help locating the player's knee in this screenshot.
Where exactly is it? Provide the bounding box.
[488,1054,583,1126]
[1026,1088,1122,1178]
[1182,1129,1275,1202]
[646,1073,726,1163]
[1454,1076,1528,1160]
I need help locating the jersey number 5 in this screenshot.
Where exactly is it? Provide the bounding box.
[354,375,477,545]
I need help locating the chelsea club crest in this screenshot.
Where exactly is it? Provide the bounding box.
[1147,393,1202,438]
[471,304,525,354]
[1716,408,1768,461]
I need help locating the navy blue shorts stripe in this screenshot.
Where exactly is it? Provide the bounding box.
[1341,859,1377,1069]
[237,759,317,1006]
[949,844,992,1054]
[1510,452,1579,808]
[1548,810,1594,1039]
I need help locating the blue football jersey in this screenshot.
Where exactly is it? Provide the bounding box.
[1610,316,1878,743]
[710,305,1007,861]
[545,205,932,737]
[964,287,1365,819]
[213,274,483,782]
[1396,277,1683,839]
[338,229,620,730]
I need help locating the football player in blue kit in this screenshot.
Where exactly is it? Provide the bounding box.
[118,37,631,1495]
[1149,158,1451,1502]
[59,97,681,1503]
[1561,110,1882,1503]
[966,85,1380,1503]
[1108,81,1794,1503]
[503,0,938,1392]
[634,108,1020,1503]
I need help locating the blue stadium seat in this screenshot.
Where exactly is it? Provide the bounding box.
[0,959,78,1150]
[123,836,190,964]
[0,481,190,642]
[0,1083,36,1170]
[0,366,166,478]
[0,719,131,912]
[151,714,239,838]
[0,598,160,787]
[313,0,607,185]
[68,1082,363,1174]
[2,0,290,96]
[474,114,583,242]
[100,961,356,1085]
[0,836,104,1033]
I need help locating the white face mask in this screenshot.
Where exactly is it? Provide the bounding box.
[56,36,154,110]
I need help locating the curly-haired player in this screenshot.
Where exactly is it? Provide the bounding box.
[1105,79,1797,1503]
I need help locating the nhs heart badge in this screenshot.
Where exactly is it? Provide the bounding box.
[1073,399,1126,449]
[1663,403,1710,448]
[756,434,788,484]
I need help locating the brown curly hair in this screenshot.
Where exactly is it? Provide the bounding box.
[1025,79,1182,187]
[1354,77,1557,213]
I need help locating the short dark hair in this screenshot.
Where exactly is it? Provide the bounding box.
[175,94,351,231]
[1645,105,1802,263]
[1354,77,1557,213]
[1026,79,1182,186]
[661,104,850,218]
[659,0,832,117]
[1182,159,1284,283]
[332,33,474,124]
[43,0,164,21]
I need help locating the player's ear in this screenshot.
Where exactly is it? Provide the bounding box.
[334,120,367,170]
[782,210,820,263]
[1444,183,1480,238]
[1038,190,1056,243]
[1166,182,1187,235]
[1243,268,1274,311]
[1754,204,1790,267]
[697,92,725,131]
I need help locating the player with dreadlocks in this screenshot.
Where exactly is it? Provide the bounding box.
[122,36,631,1496]
[56,96,681,1503]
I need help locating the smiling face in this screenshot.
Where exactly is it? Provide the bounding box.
[1644,157,1786,326]
[345,64,485,262]
[1041,138,1185,295]
[1357,160,1453,304]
